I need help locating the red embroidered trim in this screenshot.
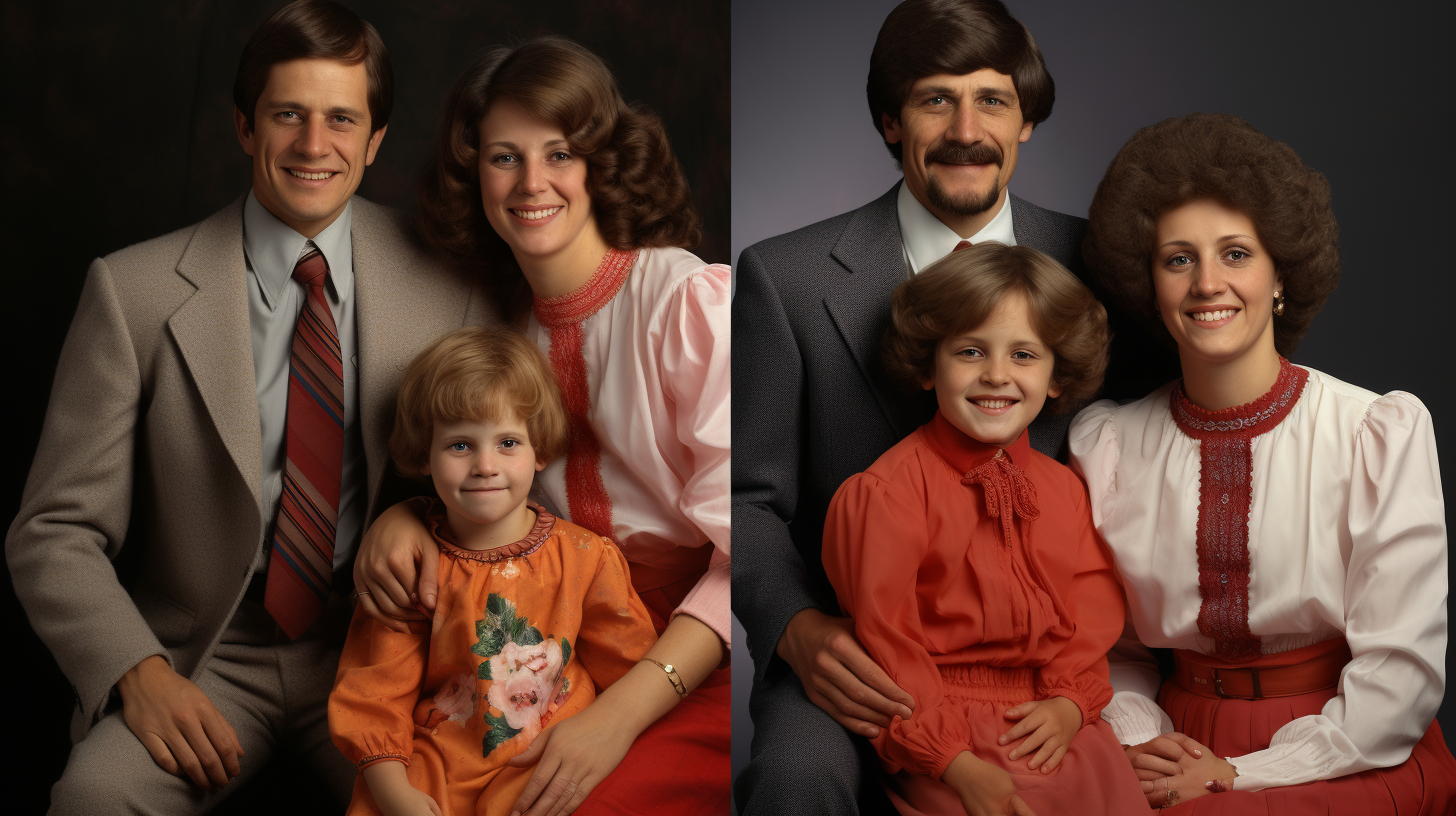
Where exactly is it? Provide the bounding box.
[1171,358,1308,660]
[961,450,1040,548]
[531,249,638,542]
[426,500,557,562]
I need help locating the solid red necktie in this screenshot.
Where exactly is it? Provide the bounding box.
[953,240,973,252]
[264,247,343,639]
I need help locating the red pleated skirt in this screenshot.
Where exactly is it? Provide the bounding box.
[573,546,731,815]
[882,664,1148,816]
[1158,639,1456,815]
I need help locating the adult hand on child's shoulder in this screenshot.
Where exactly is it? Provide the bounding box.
[998,696,1082,773]
[775,608,915,738]
[354,500,440,632]
[942,751,1038,816]
[117,654,243,792]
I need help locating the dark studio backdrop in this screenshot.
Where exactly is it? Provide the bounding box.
[730,0,1454,787]
[1,0,726,810]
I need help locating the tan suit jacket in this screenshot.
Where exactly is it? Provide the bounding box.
[6,195,493,739]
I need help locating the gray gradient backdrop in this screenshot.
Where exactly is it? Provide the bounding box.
[730,0,1455,787]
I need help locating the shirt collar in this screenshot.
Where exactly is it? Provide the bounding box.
[897,182,1017,275]
[242,191,354,306]
[921,409,1031,474]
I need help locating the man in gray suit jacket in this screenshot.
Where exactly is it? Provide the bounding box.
[5,2,490,812]
[732,1,1174,812]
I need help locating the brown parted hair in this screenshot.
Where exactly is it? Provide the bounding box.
[883,243,1108,415]
[419,36,701,305]
[233,0,393,133]
[868,0,1054,163]
[1084,113,1340,356]
[390,327,569,477]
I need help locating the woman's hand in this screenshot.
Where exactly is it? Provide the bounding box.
[506,702,637,816]
[1137,736,1235,809]
[941,751,1038,816]
[353,501,438,632]
[775,608,915,738]
[1122,732,1204,782]
[362,761,443,816]
[998,696,1081,772]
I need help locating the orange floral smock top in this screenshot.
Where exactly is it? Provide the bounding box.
[329,501,657,772]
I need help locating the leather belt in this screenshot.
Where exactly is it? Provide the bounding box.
[1172,640,1351,700]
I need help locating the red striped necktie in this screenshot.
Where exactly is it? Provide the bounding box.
[264,247,343,639]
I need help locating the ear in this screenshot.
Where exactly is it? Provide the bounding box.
[234,106,256,156]
[364,124,388,166]
[921,375,935,391]
[1018,120,1034,143]
[882,111,903,144]
[420,461,431,476]
[1047,380,1063,399]
[534,457,548,473]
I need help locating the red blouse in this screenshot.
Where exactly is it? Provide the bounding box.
[822,412,1126,779]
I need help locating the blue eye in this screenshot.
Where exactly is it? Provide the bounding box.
[449,442,469,452]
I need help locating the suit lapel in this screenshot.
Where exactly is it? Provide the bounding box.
[822,183,929,440]
[168,198,264,512]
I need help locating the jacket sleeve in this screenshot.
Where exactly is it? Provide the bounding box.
[5,257,167,728]
[730,243,833,682]
[822,470,969,780]
[1033,489,1125,728]
[329,603,430,768]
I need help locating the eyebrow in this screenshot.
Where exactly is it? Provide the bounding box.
[1156,233,1256,251]
[266,101,368,120]
[949,333,1047,350]
[481,138,570,150]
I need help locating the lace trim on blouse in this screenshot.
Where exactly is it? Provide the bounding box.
[427,500,558,562]
[531,248,639,543]
[1170,357,1309,659]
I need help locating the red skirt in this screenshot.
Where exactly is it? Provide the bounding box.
[882,664,1147,816]
[1158,639,1456,815]
[573,546,731,815]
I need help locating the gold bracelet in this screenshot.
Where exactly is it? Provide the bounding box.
[642,658,688,698]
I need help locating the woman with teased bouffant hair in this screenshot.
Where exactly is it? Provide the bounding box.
[1070,113,1455,813]
[353,36,730,816]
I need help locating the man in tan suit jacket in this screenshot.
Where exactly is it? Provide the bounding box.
[5,2,491,811]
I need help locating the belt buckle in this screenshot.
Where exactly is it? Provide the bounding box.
[1212,667,1262,699]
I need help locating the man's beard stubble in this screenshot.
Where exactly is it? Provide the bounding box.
[923,142,1003,217]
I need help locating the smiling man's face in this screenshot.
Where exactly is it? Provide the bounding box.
[235,57,385,238]
[883,69,1033,236]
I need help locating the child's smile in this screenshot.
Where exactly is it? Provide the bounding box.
[922,291,1060,447]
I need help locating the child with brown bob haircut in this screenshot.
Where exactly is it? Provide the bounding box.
[329,327,656,816]
[821,244,1146,816]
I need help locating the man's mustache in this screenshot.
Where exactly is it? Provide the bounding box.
[924,143,1003,167]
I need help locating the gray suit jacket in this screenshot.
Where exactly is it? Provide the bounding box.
[731,183,1174,685]
[6,196,494,738]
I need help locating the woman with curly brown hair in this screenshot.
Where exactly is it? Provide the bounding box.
[1069,112,1455,813]
[350,36,729,816]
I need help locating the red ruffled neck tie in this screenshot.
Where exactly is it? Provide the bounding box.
[961,449,1040,547]
[531,248,638,542]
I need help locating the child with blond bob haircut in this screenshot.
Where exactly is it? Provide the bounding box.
[329,327,657,816]
[822,244,1146,816]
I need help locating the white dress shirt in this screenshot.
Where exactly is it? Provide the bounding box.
[1069,367,1447,791]
[242,192,364,573]
[896,182,1017,275]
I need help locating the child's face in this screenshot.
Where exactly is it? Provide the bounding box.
[922,291,1061,447]
[422,411,546,532]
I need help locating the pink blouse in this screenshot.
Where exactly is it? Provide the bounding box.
[527,247,731,646]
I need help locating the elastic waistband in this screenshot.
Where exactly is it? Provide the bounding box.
[937,664,1034,702]
[1173,638,1350,700]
